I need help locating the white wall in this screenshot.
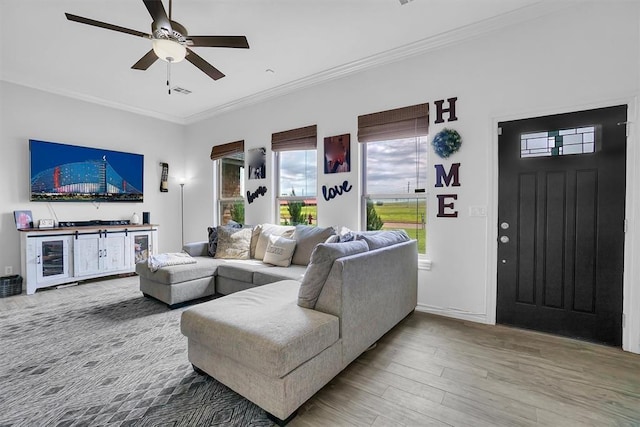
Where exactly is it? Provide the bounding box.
[185,2,640,352]
[0,81,188,275]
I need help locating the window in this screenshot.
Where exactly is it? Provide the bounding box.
[217,153,245,225]
[520,126,597,158]
[359,103,428,254]
[363,137,427,253]
[276,150,317,225]
[272,125,318,226]
[211,140,245,225]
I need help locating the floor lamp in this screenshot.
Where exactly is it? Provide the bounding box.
[180,183,185,247]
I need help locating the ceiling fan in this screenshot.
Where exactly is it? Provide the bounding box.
[65,0,249,92]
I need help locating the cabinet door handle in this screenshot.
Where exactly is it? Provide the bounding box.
[98,249,103,258]
[104,248,107,258]
[36,255,41,264]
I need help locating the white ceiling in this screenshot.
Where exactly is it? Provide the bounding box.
[1,0,556,124]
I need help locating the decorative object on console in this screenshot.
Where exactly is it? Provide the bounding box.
[248,147,266,180]
[160,162,169,192]
[30,140,143,202]
[131,212,141,225]
[13,210,33,229]
[38,219,55,229]
[143,212,150,224]
[324,134,351,174]
[432,128,462,159]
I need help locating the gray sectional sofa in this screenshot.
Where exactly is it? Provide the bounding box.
[179,232,418,424]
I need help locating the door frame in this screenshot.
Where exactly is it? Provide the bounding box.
[487,96,639,353]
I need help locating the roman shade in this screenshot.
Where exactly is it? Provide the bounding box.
[357,103,429,143]
[271,125,317,152]
[211,140,244,160]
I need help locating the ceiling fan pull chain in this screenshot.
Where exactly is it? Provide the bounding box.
[167,60,171,95]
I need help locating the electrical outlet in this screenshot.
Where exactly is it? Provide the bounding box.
[4,266,13,275]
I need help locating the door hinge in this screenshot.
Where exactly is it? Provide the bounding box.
[624,219,628,233]
[498,127,503,136]
[622,313,626,328]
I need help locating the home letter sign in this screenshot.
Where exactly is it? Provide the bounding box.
[434,97,458,124]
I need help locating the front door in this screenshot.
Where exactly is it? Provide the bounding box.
[497,105,626,346]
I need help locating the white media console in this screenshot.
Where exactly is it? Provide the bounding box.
[19,224,158,295]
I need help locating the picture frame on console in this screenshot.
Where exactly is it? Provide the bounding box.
[14,210,33,229]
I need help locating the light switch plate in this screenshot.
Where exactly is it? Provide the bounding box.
[469,206,487,217]
[39,219,55,228]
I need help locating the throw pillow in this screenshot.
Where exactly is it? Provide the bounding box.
[357,230,410,250]
[291,225,336,266]
[207,227,218,257]
[207,222,242,257]
[263,235,297,267]
[250,224,263,259]
[254,224,295,260]
[298,240,369,309]
[214,226,252,259]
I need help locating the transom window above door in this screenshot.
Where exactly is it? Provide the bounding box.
[520,126,597,158]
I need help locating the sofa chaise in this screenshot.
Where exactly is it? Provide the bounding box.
[180,232,418,424]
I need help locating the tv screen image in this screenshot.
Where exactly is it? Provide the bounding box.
[30,140,144,202]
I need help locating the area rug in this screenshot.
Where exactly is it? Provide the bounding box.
[0,278,273,427]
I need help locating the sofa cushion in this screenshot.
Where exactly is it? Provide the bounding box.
[216,260,272,283]
[255,224,295,260]
[291,225,336,266]
[135,256,223,285]
[181,280,339,378]
[357,230,410,250]
[263,235,297,267]
[215,227,252,259]
[298,240,369,309]
[253,265,307,286]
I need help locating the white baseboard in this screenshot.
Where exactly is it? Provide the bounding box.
[415,303,492,324]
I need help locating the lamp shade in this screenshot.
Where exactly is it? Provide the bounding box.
[152,39,186,63]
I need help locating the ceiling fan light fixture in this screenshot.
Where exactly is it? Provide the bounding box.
[152,39,186,63]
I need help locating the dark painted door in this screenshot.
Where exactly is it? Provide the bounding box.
[497,105,626,346]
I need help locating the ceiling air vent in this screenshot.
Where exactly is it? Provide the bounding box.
[399,0,414,4]
[171,86,192,95]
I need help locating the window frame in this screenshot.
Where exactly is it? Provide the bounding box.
[214,154,245,226]
[274,149,318,226]
[361,136,428,255]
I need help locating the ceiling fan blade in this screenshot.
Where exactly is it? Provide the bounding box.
[186,36,250,49]
[132,50,158,70]
[185,48,225,80]
[143,0,172,31]
[65,13,150,38]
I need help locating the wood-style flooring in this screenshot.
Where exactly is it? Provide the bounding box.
[292,310,640,426]
[2,278,639,426]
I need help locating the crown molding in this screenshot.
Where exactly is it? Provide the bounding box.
[184,1,571,125]
[0,78,187,125]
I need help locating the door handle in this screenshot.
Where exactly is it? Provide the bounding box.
[500,236,510,243]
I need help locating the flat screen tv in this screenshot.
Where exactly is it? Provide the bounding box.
[30,140,144,202]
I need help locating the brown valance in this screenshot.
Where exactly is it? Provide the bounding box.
[358,103,429,143]
[210,140,244,160]
[271,125,317,152]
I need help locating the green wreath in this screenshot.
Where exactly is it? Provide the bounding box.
[432,128,462,158]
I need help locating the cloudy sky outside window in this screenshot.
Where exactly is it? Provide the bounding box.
[279,150,317,197]
[366,136,428,194]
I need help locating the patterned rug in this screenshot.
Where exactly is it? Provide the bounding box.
[0,277,273,427]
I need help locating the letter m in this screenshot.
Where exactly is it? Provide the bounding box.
[434,163,460,188]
